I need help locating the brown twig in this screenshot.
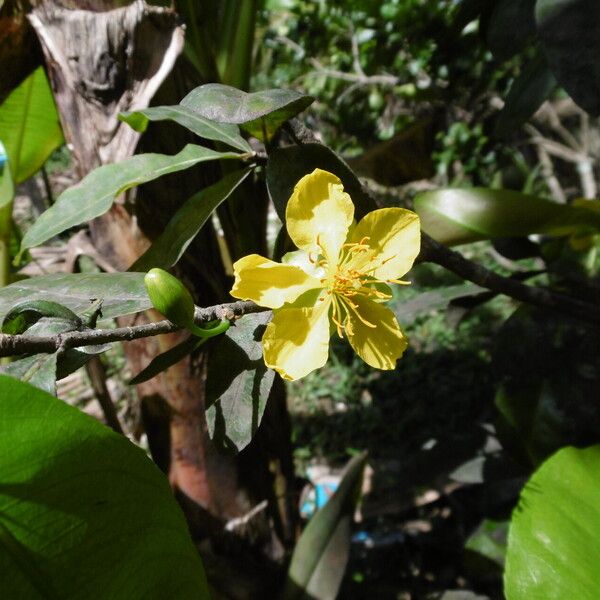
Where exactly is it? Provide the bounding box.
[0,301,269,358]
[421,233,600,324]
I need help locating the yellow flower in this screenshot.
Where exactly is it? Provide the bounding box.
[230,168,421,380]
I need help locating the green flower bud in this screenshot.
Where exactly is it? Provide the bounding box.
[144,268,195,329]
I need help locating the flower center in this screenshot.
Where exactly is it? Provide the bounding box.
[314,236,401,338]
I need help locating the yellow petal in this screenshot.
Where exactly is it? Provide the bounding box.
[231,254,322,309]
[286,169,354,265]
[262,299,332,380]
[344,296,407,370]
[347,208,420,281]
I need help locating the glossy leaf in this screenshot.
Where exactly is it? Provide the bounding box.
[0,375,210,599]
[20,145,245,252]
[282,452,367,600]
[414,187,600,246]
[0,67,64,184]
[536,0,600,115]
[494,52,556,137]
[119,105,252,153]
[131,168,252,271]
[1,300,81,334]
[206,312,275,453]
[181,83,314,140]
[504,445,600,599]
[267,143,377,223]
[0,273,151,323]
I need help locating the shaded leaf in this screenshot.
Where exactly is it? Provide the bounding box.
[346,118,435,186]
[414,187,600,246]
[129,336,203,385]
[131,168,252,271]
[206,312,275,453]
[119,105,252,153]
[0,67,64,184]
[396,283,485,325]
[0,273,151,323]
[465,519,508,569]
[486,0,536,61]
[0,353,57,395]
[282,452,367,600]
[504,445,600,599]
[536,0,600,115]
[494,52,556,137]
[21,145,245,252]
[0,375,210,599]
[267,143,377,223]
[492,306,600,465]
[181,83,314,140]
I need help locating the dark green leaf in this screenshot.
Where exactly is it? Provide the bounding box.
[0,273,151,323]
[267,144,377,223]
[0,375,210,599]
[536,0,600,115]
[2,300,81,334]
[504,445,600,599]
[414,187,600,246]
[20,144,245,252]
[119,105,252,153]
[492,306,600,465]
[129,336,203,385]
[205,312,275,453]
[180,84,314,140]
[282,452,367,600]
[486,0,536,61]
[0,67,64,184]
[131,168,252,271]
[494,52,556,137]
[0,353,58,394]
[465,519,508,569]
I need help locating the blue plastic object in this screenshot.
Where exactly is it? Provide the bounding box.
[0,141,7,173]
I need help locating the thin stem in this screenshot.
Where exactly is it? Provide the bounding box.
[421,233,600,324]
[0,301,269,357]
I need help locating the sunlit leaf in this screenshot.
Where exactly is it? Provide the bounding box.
[131,168,252,271]
[20,145,245,252]
[415,187,600,246]
[504,445,600,599]
[0,273,151,323]
[119,105,252,153]
[0,67,63,184]
[0,375,210,599]
[181,83,314,140]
